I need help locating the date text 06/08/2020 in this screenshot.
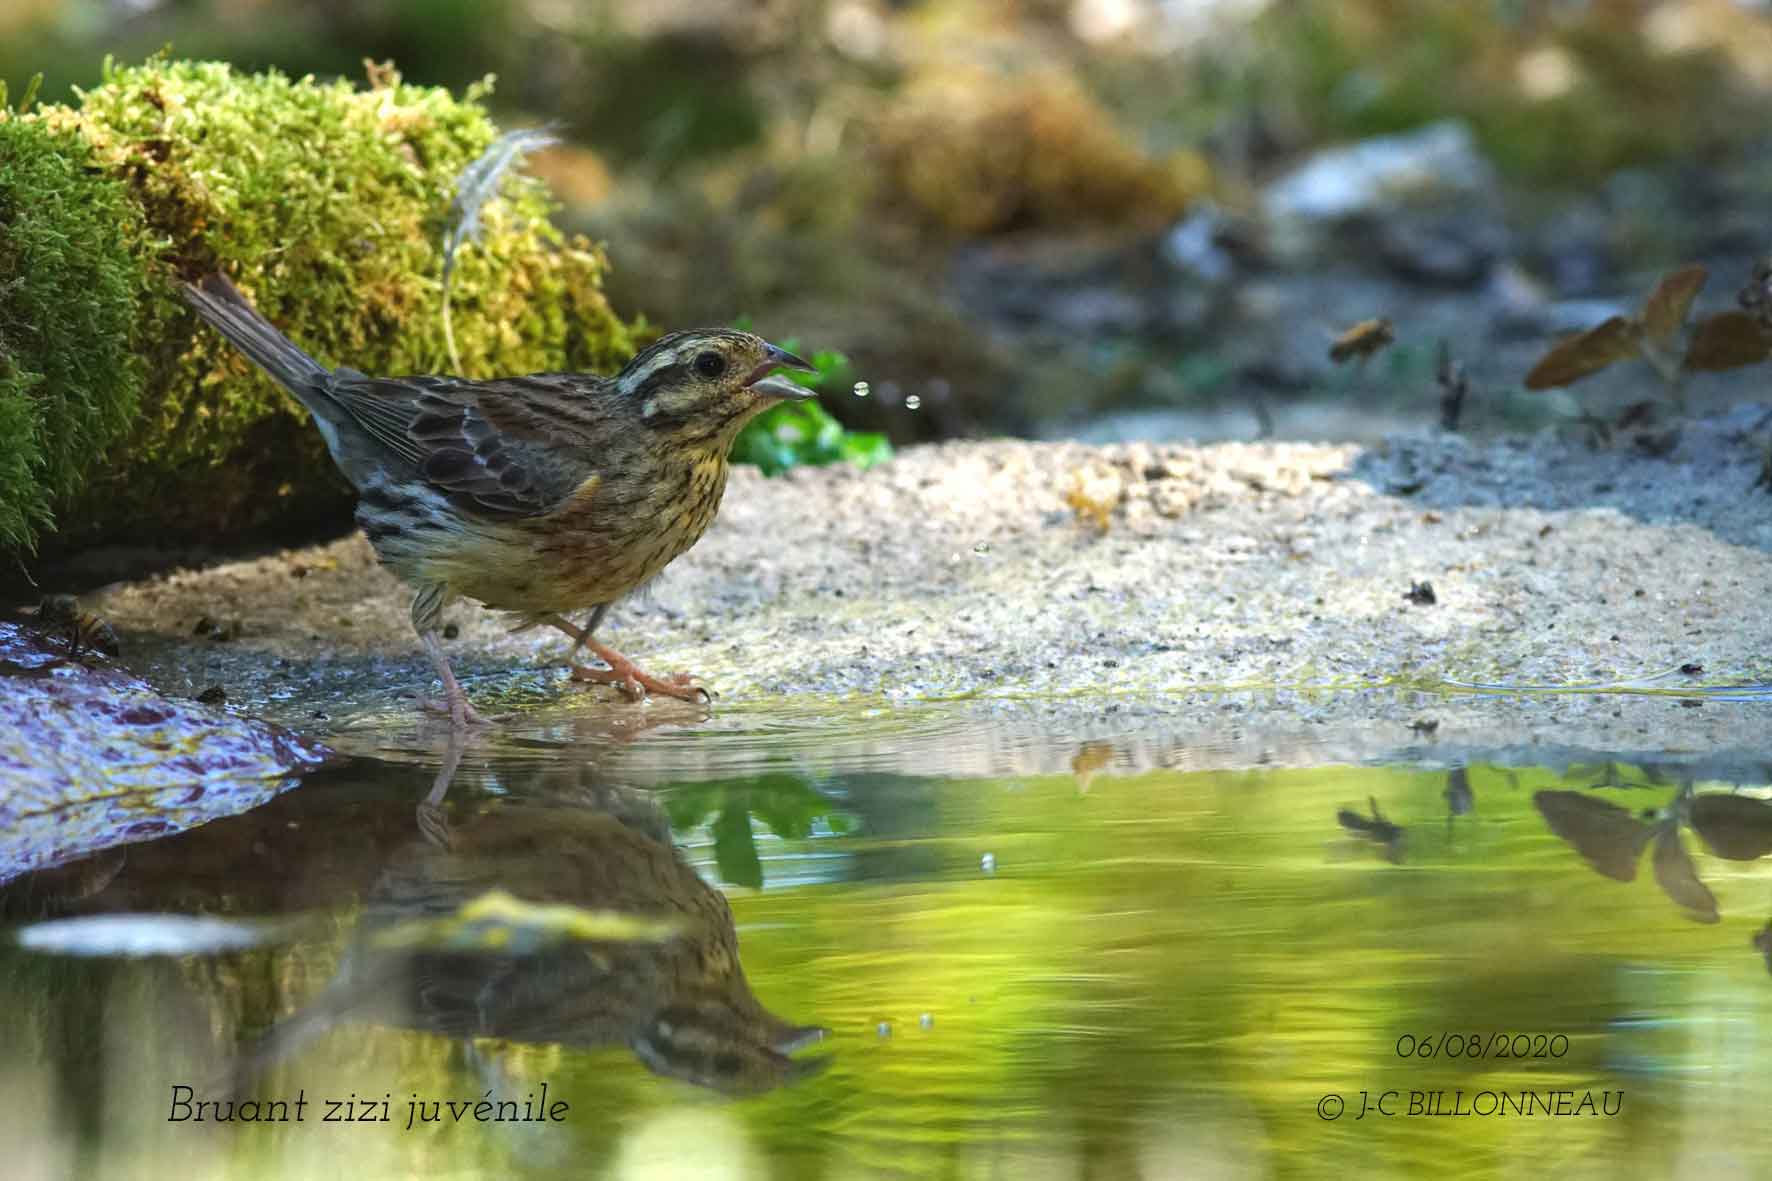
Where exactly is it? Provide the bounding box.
[1396,1033,1570,1060]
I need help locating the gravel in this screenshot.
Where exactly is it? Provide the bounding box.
[89,409,1772,764]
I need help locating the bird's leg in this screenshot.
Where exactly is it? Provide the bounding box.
[421,630,488,727]
[544,608,711,704]
[411,584,486,728]
[416,732,464,850]
[564,605,602,664]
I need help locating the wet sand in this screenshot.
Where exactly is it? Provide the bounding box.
[87,408,1772,763]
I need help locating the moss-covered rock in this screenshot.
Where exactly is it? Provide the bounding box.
[0,116,148,552]
[1,56,637,555]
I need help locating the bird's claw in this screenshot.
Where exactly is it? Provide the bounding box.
[569,661,712,705]
[419,695,490,728]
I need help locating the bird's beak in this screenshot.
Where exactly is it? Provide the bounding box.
[765,342,816,374]
[746,343,818,399]
[749,374,817,401]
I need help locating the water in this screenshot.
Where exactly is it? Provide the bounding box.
[4,711,1772,1178]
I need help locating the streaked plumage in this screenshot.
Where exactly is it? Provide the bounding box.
[182,272,816,726]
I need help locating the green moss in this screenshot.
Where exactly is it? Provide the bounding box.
[9,56,637,553]
[0,117,146,551]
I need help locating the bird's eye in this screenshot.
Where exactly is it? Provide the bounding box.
[694,351,726,379]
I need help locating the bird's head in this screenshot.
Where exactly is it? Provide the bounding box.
[615,329,817,447]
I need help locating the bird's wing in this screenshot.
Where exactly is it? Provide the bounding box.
[326,372,602,518]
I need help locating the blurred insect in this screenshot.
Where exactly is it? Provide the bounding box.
[1062,468,1119,532]
[1328,318,1394,365]
[1435,340,1469,432]
[1444,767,1474,819]
[1070,742,1115,793]
[1738,257,1772,328]
[1338,796,1404,861]
[36,594,119,661]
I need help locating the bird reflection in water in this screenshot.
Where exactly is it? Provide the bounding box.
[235,745,828,1095]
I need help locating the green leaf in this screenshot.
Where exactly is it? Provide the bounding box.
[712,805,763,889]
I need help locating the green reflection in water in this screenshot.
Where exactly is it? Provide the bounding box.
[3,747,1772,1179]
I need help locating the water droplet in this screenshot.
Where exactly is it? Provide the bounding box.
[852,381,870,398]
[919,1013,934,1030]
[972,541,991,556]
[904,394,922,410]
[877,1021,892,1038]
[980,852,996,874]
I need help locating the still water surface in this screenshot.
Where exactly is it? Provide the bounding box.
[4,706,1772,1179]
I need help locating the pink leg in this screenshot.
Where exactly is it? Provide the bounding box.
[546,614,711,704]
[420,630,488,728]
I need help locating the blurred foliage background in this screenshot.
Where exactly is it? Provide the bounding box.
[7,0,1772,551]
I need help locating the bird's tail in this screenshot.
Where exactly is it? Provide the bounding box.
[182,272,331,395]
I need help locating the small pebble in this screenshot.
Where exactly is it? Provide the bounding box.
[443,623,460,640]
[195,686,226,705]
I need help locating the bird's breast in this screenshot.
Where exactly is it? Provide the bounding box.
[490,451,731,610]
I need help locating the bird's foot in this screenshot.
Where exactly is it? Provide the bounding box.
[570,642,713,704]
[419,692,490,729]
[418,627,491,729]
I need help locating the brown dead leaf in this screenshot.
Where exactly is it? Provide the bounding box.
[1534,790,1651,881]
[1639,264,1707,342]
[1523,317,1642,390]
[1689,794,1772,861]
[1683,311,1772,372]
[1651,825,1718,923]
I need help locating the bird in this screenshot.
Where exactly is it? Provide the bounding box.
[230,767,827,1095]
[181,272,817,727]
